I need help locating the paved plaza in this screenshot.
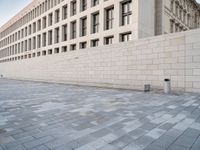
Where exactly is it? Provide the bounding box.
[0,79,200,150]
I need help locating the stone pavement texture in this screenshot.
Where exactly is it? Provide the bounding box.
[0,79,200,150]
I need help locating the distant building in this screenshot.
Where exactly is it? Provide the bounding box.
[156,0,200,35]
[0,0,199,63]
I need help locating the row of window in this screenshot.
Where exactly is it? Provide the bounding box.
[0,32,132,62]
[170,0,199,28]
[0,0,118,39]
[0,0,65,39]
[0,0,132,49]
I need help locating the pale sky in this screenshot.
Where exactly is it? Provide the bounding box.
[0,0,200,27]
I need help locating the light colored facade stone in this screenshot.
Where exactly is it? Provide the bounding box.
[0,29,200,93]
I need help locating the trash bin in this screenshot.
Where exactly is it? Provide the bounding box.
[144,84,151,92]
[164,79,171,94]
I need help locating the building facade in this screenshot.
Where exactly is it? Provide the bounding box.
[0,0,199,64]
[156,0,200,35]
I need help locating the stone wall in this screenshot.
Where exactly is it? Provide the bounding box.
[0,29,200,93]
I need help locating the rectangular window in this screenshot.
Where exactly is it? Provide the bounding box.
[48,49,53,55]
[92,12,99,33]
[70,44,76,51]
[170,20,174,33]
[48,30,53,45]
[62,4,68,19]
[43,16,47,29]
[55,27,60,43]
[37,35,41,48]
[28,38,31,50]
[37,19,41,31]
[29,24,32,35]
[80,0,87,12]
[80,17,87,37]
[121,0,132,26]
[104,36,114,45]
[71,21,76,39]
[48,13,53,26]
[33,22,36,33]
[62,46,67,52]
[55,9,60,23]
[105,6,114,30]
[37,52,41,57]
[33,37,36,49]
[120,32,132,42]
[42,50,46,56]
[62,24,68,41]
[71,0,77,16]
[42,32,47,47]
[91,39,99,47]
[92,0,99,7]
[80,42,87,49]
[54,48,59,53]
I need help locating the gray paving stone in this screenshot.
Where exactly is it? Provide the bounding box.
[151,134,176,149]
[168,144,190,150]
[0,79,200,150]
[144,144,164,150]
[29,145,49,150]
[23,136,54,149]
[109,134,133,148]
[191,136,200,150]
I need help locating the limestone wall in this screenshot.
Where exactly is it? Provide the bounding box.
[0,29,200,93]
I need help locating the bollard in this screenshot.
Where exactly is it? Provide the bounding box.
[164,79,171,94]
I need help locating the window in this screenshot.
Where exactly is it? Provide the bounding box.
[29,24,32,35]
[48,30,53,45]
[80,0,87,12]
[71,21,76,39]
[37,52,41,57]
[62,24,68,41]
[71,0,77,16]
[55,27,60,43]
[70,44,76,51]
[80,17,87,36]
[104,36,114,45]
[91,39,99,47]
[42,32,47,47]
[170,0,174,12]
[62,4,68,19]
[92,0,99,7]
[62,46,67,52]
[28,38,32,50]
[54,48,59,53]
[43,16,47,29]
[92,12,99,33]
[42,50,46,56]
[120,32,132,42]
[80,42,87,49]
[33,37,36,49]
[37,19,41,31]
[33,22,36,33]
[121,0,132,26]
[37,35,41,48]
[48,49,52,55]
[175,23,179,32]
[55,9,60,23]
[170,20,174,33]
[48,13,53,26]
[105,6,114,30]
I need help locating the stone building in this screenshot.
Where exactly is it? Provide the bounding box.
[0,0,199,63]
[156,0,200,35]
